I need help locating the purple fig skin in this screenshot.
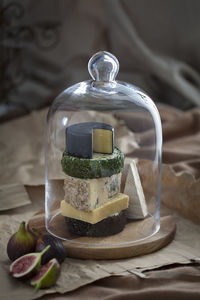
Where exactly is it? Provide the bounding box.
[7,222,36,261]
[35,235,66,264]
[29,228,41,241]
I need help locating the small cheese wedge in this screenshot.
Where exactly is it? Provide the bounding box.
[124,160,148,219]
[60,193,129,224]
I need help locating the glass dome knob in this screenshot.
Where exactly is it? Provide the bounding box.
[88,51,119,82]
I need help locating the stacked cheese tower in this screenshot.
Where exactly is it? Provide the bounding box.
[60,122,129,237]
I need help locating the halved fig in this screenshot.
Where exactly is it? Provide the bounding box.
[10,245,50,278]
[31,258,60,290]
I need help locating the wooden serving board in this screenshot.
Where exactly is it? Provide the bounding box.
[28,210,176,260]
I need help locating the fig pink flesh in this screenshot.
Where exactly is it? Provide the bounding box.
[12,255,36,274]
[31,261,52,282]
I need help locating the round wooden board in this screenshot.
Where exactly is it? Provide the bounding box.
[28,211,176,260]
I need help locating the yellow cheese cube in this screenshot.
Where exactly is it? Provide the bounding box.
[60,193,129,224]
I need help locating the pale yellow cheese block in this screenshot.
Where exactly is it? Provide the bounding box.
[60,193,129,224]
[93,128,113,154]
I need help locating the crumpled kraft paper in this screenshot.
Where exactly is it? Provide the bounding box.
[0,186,200,300]
[137,160,200,224]
[0,184,31,211]
[0,109,47,188]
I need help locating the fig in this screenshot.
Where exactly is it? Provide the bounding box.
[35,234,66,264]
[7,221,36,261]
[10,245,50,279]
[30,228,41,240]
[31,258,60,290]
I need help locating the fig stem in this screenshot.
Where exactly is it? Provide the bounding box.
[40,245,50,257]
[18,221,26,235]
[34,282,41,292]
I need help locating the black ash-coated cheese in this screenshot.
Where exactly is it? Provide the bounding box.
[66,122,114,158]
[65,210,127,237]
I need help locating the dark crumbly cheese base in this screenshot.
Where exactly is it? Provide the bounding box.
[65,210,127,237]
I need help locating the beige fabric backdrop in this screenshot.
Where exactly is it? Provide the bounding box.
[1,0,200,122]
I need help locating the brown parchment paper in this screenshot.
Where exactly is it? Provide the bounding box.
[0,184,31,211]
[1,105,200,299]
[1,186,200,300]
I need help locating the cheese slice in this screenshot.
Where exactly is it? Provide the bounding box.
[124,160,148,219]
[64,173,121,211]
[60,193,129,224]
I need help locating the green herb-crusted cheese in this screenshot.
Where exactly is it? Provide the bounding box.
[61,147,124,179]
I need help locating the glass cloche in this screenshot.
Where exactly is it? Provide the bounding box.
[45,51,162,248]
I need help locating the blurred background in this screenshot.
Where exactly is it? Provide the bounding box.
[1,0,200,122]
